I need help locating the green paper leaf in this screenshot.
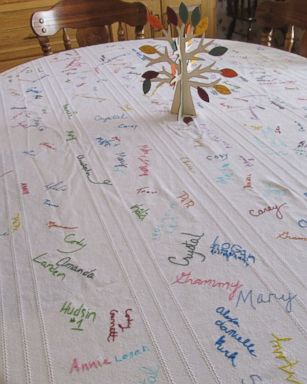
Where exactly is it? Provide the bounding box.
[191,6,201,27]
[143,79,151,94]
[167,6,178,26]
[179,2,189,24]
[209,46,228,56]
[197,87,210,102]
[142,71,159,80]
[170,40,177,52]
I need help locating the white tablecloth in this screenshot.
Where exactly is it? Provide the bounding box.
[0,38,307,384]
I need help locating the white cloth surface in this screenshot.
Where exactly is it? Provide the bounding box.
[0,38,307,384]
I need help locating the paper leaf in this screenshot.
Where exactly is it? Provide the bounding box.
[139,45,158,54]
[170,40,177,52]
[143,79,151,94]
[197,87,210,102]
[209,46,228,56]
[179,2,189,24]
[171,64,176,77]
[142,71,159,80]
[167,6,178,26]
[214,84,231,95]
[191,6,201,27]
[194,17,208,36]
[183,116,193,125]
[220,68,238,78]
[148,13,163,30]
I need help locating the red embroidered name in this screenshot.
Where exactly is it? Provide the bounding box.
[21,183,29,194]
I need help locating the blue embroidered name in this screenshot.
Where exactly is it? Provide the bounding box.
[235,289,297,313]
[210,236,255,267]
[215,307,257,357]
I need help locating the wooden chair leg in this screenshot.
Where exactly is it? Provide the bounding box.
[284,25,294,52]
[135,25,145,39]
[63,28,72,50]
[299,31,307,58]
[246,20,253,41]
[117,22,125,41]
[38,36,52,55]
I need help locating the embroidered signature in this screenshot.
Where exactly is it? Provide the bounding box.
[249,203,287,219]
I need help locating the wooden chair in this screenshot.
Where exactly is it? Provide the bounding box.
[30,0,147,56]
[256,0,307,58]
[226,0,258,41]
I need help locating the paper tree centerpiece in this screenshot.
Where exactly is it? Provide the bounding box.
[140,3,238,120]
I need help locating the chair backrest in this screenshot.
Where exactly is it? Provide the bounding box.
[256,0,307,57]
[31,0,147,55]
[226,0,258,40]
[227,0,258,21]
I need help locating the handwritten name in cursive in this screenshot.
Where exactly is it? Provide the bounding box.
[77,155,112,185]
[138,145,151,177]
[60,301,96,331]
[249,203,287,220]
[215,306,257,357]
[235,289,297,313]
[94,113,127,123]
[277,231,307,241]
[48,221,78,230]
[107,309,133,342]
[33,253,65,280]
[70,356,112,374]
[243,174,252,189]
[56,256,96,279]
[131,204,149,221]
[215,335,238,367]
[168,232,205,266]
[57,233,87,254]
[177,191,195,208]
[271,334,303,384]
[241,374,263,384]
[171,271,242,301]
[139,366,160,384]
[210,236,255,267]
[21,183,29,194]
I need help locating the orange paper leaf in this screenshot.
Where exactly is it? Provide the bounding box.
[214,84,231,95]
[194,17,208,36]
[148,13,163,30]
[139,45,158,54]
[171,64,176,77]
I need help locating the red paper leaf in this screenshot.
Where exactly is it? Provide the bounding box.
[148,13,163,30]
[142,71,159,80]
[183,116,193,125]
[220,68,238,78]
[197,87,210,102]
[167,6,178,26]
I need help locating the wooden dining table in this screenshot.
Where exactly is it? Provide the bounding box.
[0,38,307,384]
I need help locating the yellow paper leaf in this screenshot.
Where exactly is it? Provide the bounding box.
[194,17,209,36]
[214,84,231,95]
[139,45,158,54]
